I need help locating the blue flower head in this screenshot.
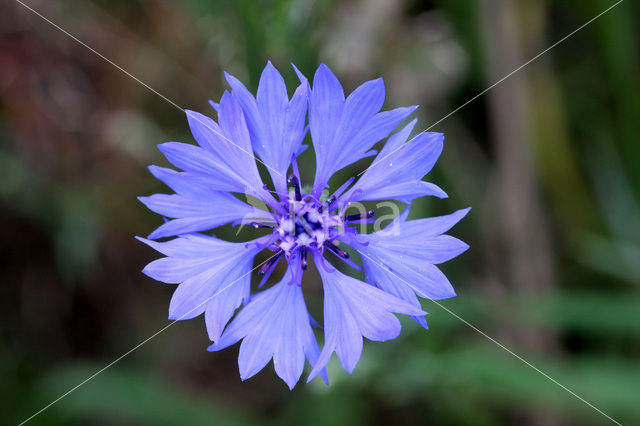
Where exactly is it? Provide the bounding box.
[138,61,470,389]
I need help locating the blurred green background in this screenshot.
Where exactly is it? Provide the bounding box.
[1,0,639,424]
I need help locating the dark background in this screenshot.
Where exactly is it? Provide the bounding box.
[1,0,639,425]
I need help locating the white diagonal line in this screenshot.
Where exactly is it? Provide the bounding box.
[356,0,624,178]
[10,3,285,422]
[12,0,283,181]
[357,251,622,425]
[14,0,182,111]
[12,0,626,425]
[18,251,280,425]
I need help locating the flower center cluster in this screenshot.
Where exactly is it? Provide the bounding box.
[277,197,343,256]
[254,175,374,277]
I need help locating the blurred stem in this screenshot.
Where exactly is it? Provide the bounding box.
[480,0,556,298]
[480,3,560,424]
[479,0,562,409]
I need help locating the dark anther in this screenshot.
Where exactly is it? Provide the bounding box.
[259,250,284,275]
[345,210,375,222]
[288,174,302,201]
[320,195,336,213]
[251,221,275,229]
[301,246,308,270]
[327,242,349,259]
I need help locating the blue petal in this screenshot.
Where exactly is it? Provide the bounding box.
[208,285,280,351]
[309,64,344,164]
[342,125,446,203]
[282,80,309,162]
[147,165,215,198]
[362,261,429,329]
[181,95,267,198]
[158,142,239,192]
[226,62,308,193]
[374,234,469,264]
[328,79,386,176]
[138,235,234,283]
[139,194,202,218]
[142,166,272,239]
[349,208,470,316]
[138,190,271,239]
[307,255,424,382]
[138,192,251,218]
[168,252,254,321]
[335,79,385,141]
[205,277,250,343]
[137,234,262,325]
[363,252,456,300]
[361,181,447,203]
[137,234,231,257]
[349,106,418,156]
[223,72,262,149]
[147,217,231,240]
[157,139,270,201]
[208,270,326,389]
[307,63,417,194]
[141,255,218,284]
[256,62,289,159]
[217,92,256,168]
[312,72,384,190]
[385,206,471,236]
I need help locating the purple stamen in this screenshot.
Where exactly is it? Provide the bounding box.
[290,155,301,184]
[301,246,308,270]
[258,261,277,288]
[320,195,336,213]
[326,242,349,259]
[251,221,275,229]
[255,172,361,288]
[345,210,375,222]
[259,250,284,276]
[232,218,277,227]
[302,193,323,207]
[288,174,303,201]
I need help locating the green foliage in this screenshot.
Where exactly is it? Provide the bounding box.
[2,0,639,425]
[25,364,255,425]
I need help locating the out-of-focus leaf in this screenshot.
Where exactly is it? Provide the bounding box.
[575,232,640,285]
[370,345,640,423]
[0,152,101,281]
[27,364,255,426]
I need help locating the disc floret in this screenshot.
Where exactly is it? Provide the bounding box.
[256,173,357,278]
